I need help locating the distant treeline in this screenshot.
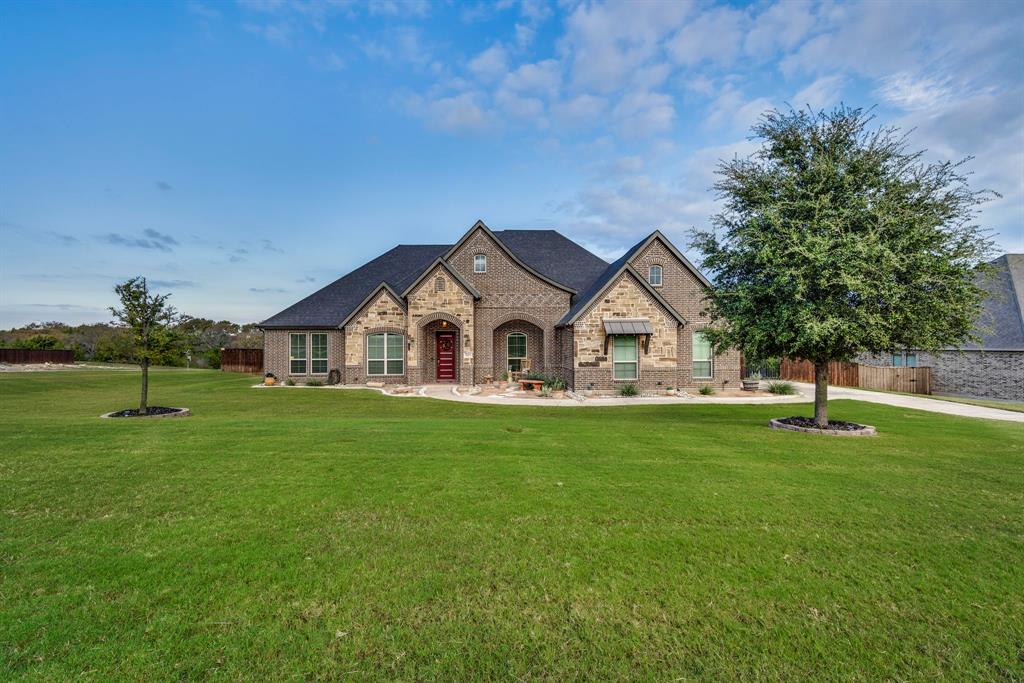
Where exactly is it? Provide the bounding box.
[0,319,263,368]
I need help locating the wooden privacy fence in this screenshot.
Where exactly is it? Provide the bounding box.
[859,365,932,395]
[780,357,933,394]
[220,348,263,374]
[780,358,860,387]
[0,348,75,364]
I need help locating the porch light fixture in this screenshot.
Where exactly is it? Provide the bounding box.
[441,320,449,328]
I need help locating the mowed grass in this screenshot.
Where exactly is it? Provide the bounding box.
[1,369,1022,681]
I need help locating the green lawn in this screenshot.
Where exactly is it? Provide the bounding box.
[2,369,1022,680]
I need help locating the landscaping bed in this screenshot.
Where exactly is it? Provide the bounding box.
[770,416,876,436]
[101,406,191,418]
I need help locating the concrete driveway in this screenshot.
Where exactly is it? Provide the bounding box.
[789,382,1024,423]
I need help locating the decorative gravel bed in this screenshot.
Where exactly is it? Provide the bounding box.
[101,407,191,419]
[769,416,876,436]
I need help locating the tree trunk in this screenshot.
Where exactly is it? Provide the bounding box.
[140,359,149,415]
[814,361,829,427]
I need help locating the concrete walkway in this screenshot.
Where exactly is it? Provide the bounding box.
[789,382,1024,423]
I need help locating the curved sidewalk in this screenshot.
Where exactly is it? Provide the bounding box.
[789,382,1023,423]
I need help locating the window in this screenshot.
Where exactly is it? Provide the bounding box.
[367,332,404,375]
[692,331,713,378]
[311,333,328,374]
[474,254,487,273]
[613,335,638,380]
[507,332,527,372]
[892,352,917,368]
[648,264,663,286]
[289,333,307,374]
[435,277,445,292]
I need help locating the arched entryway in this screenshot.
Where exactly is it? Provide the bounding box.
[493,319,544,378]
[418,314,463,383]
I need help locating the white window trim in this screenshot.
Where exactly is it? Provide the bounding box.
[289,333,307,375]
[612,334,639,381]
[648,264,663,287]
[507,332,527,372]
[310,332,328,375]
[474,254,487,273]
[692,330,713,379]
[366,332,405,376]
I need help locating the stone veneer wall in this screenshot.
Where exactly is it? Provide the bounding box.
[407,265,475,385]
[448,228,570,383]
[264,329,345,383]
[343,290,408,384]
[860,350,1024,401]
[572,271,680,391]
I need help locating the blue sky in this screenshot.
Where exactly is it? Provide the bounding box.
[1,0,1021,327]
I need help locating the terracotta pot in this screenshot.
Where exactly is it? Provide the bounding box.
[265,377,276,386]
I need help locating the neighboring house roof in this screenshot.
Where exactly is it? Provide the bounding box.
[963,253,1024,351]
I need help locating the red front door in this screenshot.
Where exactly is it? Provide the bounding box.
[436,332,456,382]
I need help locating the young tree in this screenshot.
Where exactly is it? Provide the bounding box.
[110,277,182,415]
[692,106,996,427]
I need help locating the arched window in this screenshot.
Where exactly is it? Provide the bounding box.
[367,332,405,376]
[474,254,487,273]
[507,332,527,372]
[648,264,663,286]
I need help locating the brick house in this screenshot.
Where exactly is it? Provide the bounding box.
[860,253,1024,401]
[259,220,741,392]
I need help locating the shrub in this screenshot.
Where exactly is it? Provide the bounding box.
[539,386,552,397]
[306,378,323,387]
[265,372,276,379]
[285,378,295,386]
[767,380,797,395]
[698,385,715,395]
[544,377,566,391]
[618,383,638,397]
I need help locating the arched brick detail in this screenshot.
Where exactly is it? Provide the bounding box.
[361,325,407,337]
[416,311,465,329]
[488,311,549,331]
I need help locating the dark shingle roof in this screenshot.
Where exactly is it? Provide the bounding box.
[259,229,613,329]
[259,244,448,328]
[965,254,1024,350]
[493,230,609,293]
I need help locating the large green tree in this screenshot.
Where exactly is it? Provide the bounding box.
[692,107,995,427]
[110,277,183,414]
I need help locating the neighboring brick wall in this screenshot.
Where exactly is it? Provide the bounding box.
[344,290,408,384]
[263,329,345,383]
[572,271,680,391]
[448,228,569,382]
[407,265,474,385]
[861,350,1024,401]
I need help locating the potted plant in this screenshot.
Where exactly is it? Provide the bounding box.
[742,372,761,391]
[264,372,276,386]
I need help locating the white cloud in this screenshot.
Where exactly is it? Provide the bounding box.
[502,59,561,97]
[743,1,816,56]
[560,0,692,93]
[792,75,843,110]
[551,94,606,126]
[876,72,954,111]
[612,90,675,138]
[402,91,493,133]
[468,43,508,82]
[667,5,747,66]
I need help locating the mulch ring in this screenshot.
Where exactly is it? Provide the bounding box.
[769,416,876,436]
[101,407,191,419]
